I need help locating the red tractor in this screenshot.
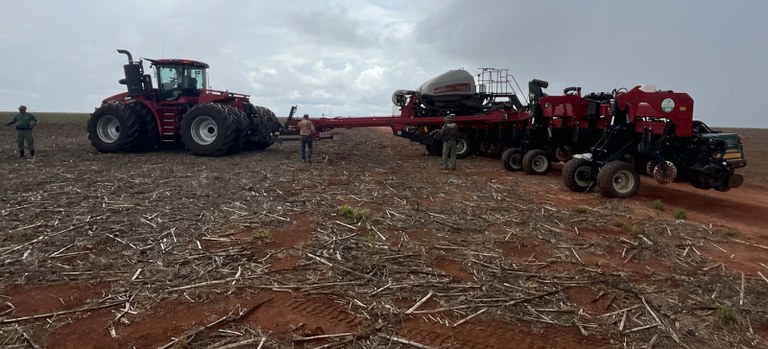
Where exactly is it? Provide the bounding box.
[561,85,747,198]
[87,49,280,156]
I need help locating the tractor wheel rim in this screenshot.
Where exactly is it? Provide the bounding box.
[96,115,120,143]
[508,153,522,169]
[613,170,636,193]
[532,155,548,172]
[457,140,467,154]
[190,116,218,145]
[575,166,592,187]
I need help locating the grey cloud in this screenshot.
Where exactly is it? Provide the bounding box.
[0,0,766,128]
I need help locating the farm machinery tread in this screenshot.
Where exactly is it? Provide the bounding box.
[88,102,143,153]
[180,103,240,156]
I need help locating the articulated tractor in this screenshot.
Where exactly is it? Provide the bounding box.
[88,49,281,156]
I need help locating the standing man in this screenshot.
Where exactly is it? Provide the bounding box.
[440,115,458,170]
[6,105,38,158]
[298,113,316,162]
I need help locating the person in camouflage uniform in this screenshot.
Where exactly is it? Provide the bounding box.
[440,115,458,170]
[5,105,38,158]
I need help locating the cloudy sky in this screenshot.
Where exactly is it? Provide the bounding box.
[1,0,766,128]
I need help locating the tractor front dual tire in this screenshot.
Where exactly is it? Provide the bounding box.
[522,149,552,175]
[87,102,142,153]
[181,103,238,156]
[597,160,640,198]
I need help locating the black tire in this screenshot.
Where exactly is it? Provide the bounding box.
[251,105,279,149]
[554,146,572,162]
[522,149,552,175]
[255,105,281,131]
[128,102,160,152]
[501,148,523,171]
[222,105,249,153]
[427,130,442,156]
[180,103,238,156]
[690,174,713,190]
[597,161,640,198]
[714,183,732,192]
[87,102,142,153]
[455,132,471,159]
[562,158,595,192]
[703,164,729,188]
[645,161,656,176]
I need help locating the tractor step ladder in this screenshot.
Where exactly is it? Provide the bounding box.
[159,108,178,142]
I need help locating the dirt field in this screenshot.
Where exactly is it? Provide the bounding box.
[1,120,767,349]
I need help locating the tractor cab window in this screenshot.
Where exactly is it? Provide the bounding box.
[157,65,206,100]
[183,68,204,89]
[180,67,204,97]
[157,65,182,100]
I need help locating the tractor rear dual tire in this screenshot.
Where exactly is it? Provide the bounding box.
[250,105,280,150]
[181,103,239,156]
[88,102,142,153]
[129,102,160,152]
[222,105,250,153]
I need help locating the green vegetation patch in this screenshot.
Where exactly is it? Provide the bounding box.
[714,305,739,326]
[611,218,626,228]
[339,203,373,223]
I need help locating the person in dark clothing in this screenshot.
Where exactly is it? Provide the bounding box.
[5,105,38,158]
[440,115,458,170]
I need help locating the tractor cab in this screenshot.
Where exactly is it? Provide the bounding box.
[148,59,208,101]
[116,49,208,102]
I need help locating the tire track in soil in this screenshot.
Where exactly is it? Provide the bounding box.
[397,318,610,349]
[42,296,255,349]
[264,214,314,271]
[1,282,109,317]
[243,291,363,336]
[429,255,472,282]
